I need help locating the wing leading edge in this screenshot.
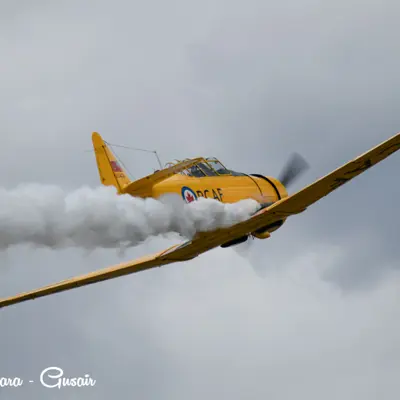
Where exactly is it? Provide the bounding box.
[1,132,399,309]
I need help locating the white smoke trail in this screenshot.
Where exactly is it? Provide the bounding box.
[0,184,260,250]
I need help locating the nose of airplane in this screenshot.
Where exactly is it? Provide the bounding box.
[250,174,288,204]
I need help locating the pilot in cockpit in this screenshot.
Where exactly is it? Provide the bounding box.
[188,165,205,177]
[197,162,216,176]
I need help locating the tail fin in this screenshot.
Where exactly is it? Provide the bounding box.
[92,131,204,198]
[92,132,131,193]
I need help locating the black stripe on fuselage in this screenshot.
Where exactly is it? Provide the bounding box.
[244,174,264,197]
[250,174,282,200]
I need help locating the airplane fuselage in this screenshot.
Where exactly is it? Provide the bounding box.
[152,173,287,205]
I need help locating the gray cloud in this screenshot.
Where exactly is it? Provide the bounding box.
[0,0,399,399]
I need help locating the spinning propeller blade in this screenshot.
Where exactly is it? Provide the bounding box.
[244,152,310,259]
[278,153,309,188]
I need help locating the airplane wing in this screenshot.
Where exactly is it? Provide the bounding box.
[1,132,399,309]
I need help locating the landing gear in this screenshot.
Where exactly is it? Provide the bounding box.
[220,235,249,248]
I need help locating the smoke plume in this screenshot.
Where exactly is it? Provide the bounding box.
[0,185,260,250]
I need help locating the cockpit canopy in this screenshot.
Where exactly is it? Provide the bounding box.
[165,157,245,177]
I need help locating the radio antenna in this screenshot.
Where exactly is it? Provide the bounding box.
[104,141,163,170]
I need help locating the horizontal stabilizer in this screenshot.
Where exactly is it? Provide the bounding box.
[122,158,204,196]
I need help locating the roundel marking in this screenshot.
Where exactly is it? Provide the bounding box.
[181,186,197,203]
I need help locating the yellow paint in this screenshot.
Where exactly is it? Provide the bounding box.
[1,131,399,309]
[92,132,131,192]
[92,132,288,206]
[91,132,289,239]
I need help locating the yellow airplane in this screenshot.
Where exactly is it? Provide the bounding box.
[1,131,399,309]
[91,132,307,242]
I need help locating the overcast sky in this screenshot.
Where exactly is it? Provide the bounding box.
[1,0,400,399]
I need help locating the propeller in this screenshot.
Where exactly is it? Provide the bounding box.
[278,152,309,188]
[257,152,309,208]
[238,152,310,266]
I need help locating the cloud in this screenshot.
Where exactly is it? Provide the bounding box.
[0,0,399,399]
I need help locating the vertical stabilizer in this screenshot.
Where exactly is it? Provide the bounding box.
[91,132,131,193]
